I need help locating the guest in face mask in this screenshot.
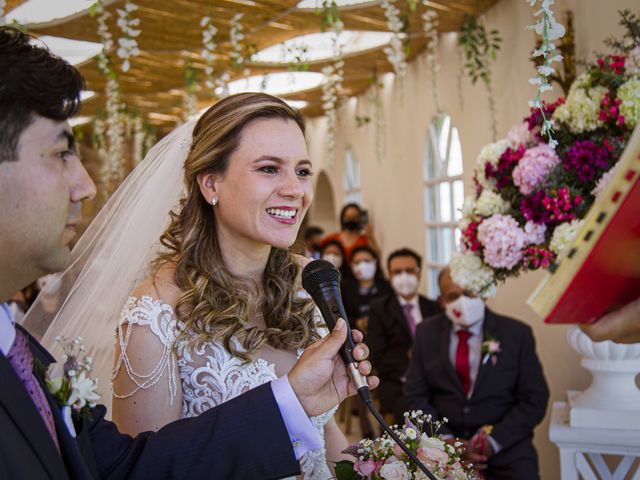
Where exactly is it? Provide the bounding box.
[366,248,442,425]
[404,267,549,480]
[321,203,380,262]
[341,245,391,438]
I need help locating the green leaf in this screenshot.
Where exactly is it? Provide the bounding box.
[335,460,359,480]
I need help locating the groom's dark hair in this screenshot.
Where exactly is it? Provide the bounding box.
[0,26,84,163]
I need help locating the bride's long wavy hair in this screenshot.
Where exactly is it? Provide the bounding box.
[154,93,319,361]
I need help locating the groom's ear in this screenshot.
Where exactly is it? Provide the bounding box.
[196,172,218,202]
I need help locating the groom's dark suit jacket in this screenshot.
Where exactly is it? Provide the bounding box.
[405,310,549,480]
[0,326,300,479]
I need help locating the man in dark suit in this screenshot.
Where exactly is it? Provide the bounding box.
[367,248,441,424]
[405,267,549,480]
[0,26,377,479]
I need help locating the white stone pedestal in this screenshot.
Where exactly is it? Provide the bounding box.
[549,402,640,480]
[566,327,640,430]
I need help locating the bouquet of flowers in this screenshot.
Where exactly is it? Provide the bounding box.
[335,411,475,480]
[451,11,640,297]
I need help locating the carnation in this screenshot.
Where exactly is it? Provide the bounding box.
[474,190,510,216]
[450,252,496,298]
[512,143,560,195]
[550,219,584,254]
[477,214,527,270]
[379,460,410,480]
[474,139,511,189]
[552,76,607,133]
[618,77,640,128]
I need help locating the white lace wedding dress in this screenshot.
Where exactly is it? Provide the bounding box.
[113,295,337,480]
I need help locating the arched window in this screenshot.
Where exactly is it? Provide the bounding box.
[343,147,362,204]
[423,114,464,298]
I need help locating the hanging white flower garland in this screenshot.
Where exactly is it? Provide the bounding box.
[132,116,145,166]
[381,0,407,102]
[230,13,250,80]
[321,18,345,165]
[200,16,218,95]
[115,2,141,73]
[421,2,440,112]
[526,0,565,148]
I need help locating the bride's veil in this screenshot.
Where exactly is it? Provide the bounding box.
[20,119,196,412]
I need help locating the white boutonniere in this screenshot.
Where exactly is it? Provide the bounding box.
[481,335,501,366]
[45,336,101,436]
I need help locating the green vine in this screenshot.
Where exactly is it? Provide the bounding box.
[317,0,341,31]
[459,15,502,140]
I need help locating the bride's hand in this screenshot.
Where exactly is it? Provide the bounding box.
[288,318,379,417]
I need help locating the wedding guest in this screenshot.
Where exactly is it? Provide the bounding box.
[320,237,354,282]
[366,247,441,424]
[322,202,379,261]
[405,267,549,479]
[341,245,391,438]
[0,26,377,480]
[302,225,324,259]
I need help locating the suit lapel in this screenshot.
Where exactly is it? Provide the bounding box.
[439,320,466,397]
[471,311,499,398]
[0,352,69,479]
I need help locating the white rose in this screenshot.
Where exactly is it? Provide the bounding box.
[68,371,101,409]
[419,434,446,451]
[379,461,410,480]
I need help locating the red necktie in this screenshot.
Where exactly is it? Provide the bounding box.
[7,330,60,451]
[455,330,472,396]
[402,304,416,337]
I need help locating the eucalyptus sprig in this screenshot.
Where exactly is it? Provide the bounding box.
[459,15,502,140]
[526,0,565,148]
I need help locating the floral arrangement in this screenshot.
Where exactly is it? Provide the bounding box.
[115,1,141,73]
[381,0,408,103]
[421,2,440,112]
[230,12,250,80]
[335,412,475,480]
[200,15,218,95]
[46,336,101,426]
[451,11,640,297]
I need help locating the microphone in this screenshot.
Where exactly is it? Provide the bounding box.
[301,259,438,480]
[301,259,370,397]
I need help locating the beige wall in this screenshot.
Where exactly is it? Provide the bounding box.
[305,1,638,478]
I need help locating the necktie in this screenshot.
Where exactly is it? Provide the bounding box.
[403,303,416,337]
[7,330,60,451]
[455,330,472,396]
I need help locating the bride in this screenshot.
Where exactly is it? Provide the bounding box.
[27,93,350,479]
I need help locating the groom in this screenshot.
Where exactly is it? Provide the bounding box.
[0,26,377,479]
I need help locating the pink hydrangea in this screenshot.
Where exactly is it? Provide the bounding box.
[477,214,527,270]
[512,144,560,195]
[524,221,546,245]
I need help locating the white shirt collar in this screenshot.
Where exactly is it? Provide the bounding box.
[453,316,485,337]
[397,294,419,308]
[0,303,16,356]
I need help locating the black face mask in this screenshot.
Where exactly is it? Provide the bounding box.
[342,220,361,232]
[311,242,321,251]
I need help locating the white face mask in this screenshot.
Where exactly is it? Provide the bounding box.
[391,272,419,297]
[445,295,485,327]
[322,253,343,269]
[353,261,377,281]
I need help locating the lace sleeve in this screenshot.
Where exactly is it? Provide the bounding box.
[112,295,183,405]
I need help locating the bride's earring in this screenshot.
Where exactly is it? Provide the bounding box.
[211,197,218,206]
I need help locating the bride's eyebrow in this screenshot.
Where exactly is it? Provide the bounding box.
[252,155,312,165]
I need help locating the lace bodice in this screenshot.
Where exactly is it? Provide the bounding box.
[114,295,337,480]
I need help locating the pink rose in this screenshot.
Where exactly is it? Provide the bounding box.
[354,459,377,477]
[417,446,449,466]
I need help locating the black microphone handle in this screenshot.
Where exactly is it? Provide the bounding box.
[313,283,358,366]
